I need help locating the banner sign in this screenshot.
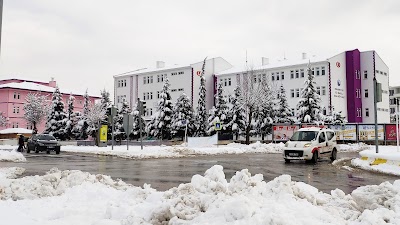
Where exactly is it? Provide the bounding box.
[273,125,299,141]
[99,125,108,142]
[329,124,357,141]
[385,124,400,141]
[358,124,384,141]
[300,124,328,129]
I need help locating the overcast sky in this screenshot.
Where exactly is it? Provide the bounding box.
[1,0,400,98]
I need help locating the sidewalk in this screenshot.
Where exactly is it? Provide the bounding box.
[352,146,400,176]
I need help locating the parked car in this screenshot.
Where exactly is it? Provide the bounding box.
[283,127,337,163]
[27,134,61,154]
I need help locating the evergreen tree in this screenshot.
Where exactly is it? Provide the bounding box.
[71,111,87,140]
[195,57,208,136]
[130,103,146,140]
[23,93,49,134]
[171,93,195,138]
[0,112,6,128]
[65,94,75,139]
[83,90,90,117]
[276,85,293,123]
[227,86,246,140]
[206,83,230,135]
[114,100,130,141]
[76,90,90,139]
[45,86,67,140]
[296,64,322,123]
[147,77,173,139]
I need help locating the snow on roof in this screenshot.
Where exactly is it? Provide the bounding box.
[216,56,328,76]
[0,75,51,84]
[0,128,32,134]
[0,81,100,97]
[114,64,191,78]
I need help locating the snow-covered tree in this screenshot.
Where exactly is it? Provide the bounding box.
[86,103,107,139]
[171,93,195,138]
[323,111,347,125]
[64,94,75,139]
[275,85,293,123]
[240,68,267,144]
[114,100,130,142]
[207,83,231,135]
[44,87,67,139]
[71,111,88,140]
[83,90,90,117]
[130,103,146,140]
[195,57,208,136]
[0,112,7,128]
[226,86,245,140]
[147,77,173,139]
[23,93,49,134]
[100,88,112,127]
[296,63,322,123]
[253,80,275,140]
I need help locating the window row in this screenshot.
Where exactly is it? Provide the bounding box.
[376,70,388,76]
[118,79,127,87]
[13,106,20,114]
[171,71,184,76]
[272,71,284,81]
[13,92,21,99]
[171,88,185,92]
[12,122,19,128]
[145,108,153,117]
[143,76,153,84]
[143,92,153,100]
[220,78,232,86]
[117,95,126,103]
[290,86,326,98]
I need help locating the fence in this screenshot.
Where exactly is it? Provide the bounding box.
[271,123,400,144]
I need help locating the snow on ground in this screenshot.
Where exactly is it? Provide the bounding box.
[352,145,400,176]
[0,165,399,225]
[0,142,367,160]
[0,150,26,162]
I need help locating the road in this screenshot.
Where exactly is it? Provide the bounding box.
[0,152,398,194]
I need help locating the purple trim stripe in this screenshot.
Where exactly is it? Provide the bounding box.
[345,49,363,123]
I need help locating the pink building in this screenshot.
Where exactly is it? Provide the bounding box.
[0,77,100,133]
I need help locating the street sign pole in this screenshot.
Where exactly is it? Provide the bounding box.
[138,98,143,150]
[373,77,379,153]
[127,115,130,151]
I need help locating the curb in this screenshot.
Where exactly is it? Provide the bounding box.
[360,156,400,166]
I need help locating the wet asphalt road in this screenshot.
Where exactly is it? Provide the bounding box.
[0,152,398,194]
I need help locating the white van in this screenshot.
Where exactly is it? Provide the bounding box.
[283,127,337,163]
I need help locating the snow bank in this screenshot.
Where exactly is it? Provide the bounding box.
[58,142,366,159]
[1,166,400,224]
[0,150,26,162]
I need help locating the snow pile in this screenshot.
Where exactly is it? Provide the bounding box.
[352,146,400,176]
[1,166,400,224]
[338,143,369,152]
[0,150,26,162]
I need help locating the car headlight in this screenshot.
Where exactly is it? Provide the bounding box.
[285,142,289,147]
[304,143,312,147]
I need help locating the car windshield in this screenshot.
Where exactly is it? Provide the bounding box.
[36,135,56,141]
[290,131,318,141]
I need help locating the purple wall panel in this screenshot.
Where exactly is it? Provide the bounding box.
[345,49,363,123]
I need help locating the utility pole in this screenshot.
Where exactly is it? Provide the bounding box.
[373,77,379,153]
[111,105,115,150]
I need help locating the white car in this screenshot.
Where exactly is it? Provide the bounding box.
[283,127,337,163]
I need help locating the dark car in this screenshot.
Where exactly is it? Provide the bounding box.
[27,134,61,154]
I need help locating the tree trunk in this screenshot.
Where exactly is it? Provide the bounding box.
[33,122,38,134]
[245,108,252,145]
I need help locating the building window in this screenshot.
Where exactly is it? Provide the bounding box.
[390,90,394,96]
[366,108,369,117]
[365,89,369,98]
[171,89,177,92]
[276,73,280,80]
[391,108,395,114]
[355,70,361,79]
[178,71,184,75]
[364,71,368,79]
[322,86,326,95]
[300,69,304,78]
[321,67,325,76]
[143,77,146,84]
[311,68,314,75]
[143,93,146,100]
[281,72,284,80]
[290,89,294,98]
[157,91,160,99]
[178,88,184,91]
[296,89,300,98]
[171,72,178,76]
[316,87,321,95]
[291,108,295,116]
[316,67,320,76]
[290,71,294,79]
[271,73,275,81]
[357,108,362,118]
[228,78,232,86]
[295,70,299,79]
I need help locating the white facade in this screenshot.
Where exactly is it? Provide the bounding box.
[113,57,232,119]
[113,49,390,123]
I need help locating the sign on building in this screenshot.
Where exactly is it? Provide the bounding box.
[385,124,399,141]
[329,124,357,141]
[273,125,299,141]
[358,124,384,141]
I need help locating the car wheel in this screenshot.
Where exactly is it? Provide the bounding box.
[46,150,50,154]
[35,146,39,153]
[330,148,337,162]
[56,149,60,154]
[285,159,290,163]
[311,151,318,164]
